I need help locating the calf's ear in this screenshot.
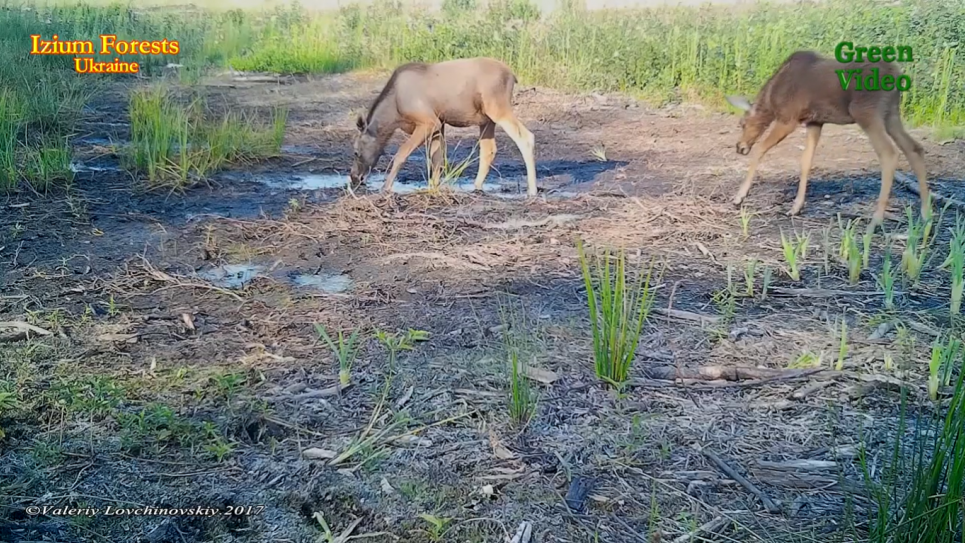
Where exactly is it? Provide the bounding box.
[725,95,753,112]
[355,114,366,133]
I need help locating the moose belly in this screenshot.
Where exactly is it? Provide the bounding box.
[438,110,490,128]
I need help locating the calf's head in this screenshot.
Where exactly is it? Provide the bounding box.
[350,114,381,187]
[725,95,768,155]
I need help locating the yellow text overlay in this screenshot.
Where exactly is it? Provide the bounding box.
[29,34,180,74]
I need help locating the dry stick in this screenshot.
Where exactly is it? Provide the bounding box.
[790,380,834,400]
[671,516,728,543]
[137,256,245,302]
[150,281,245,302]
[652,307,720,325]
[0,321,52,336]
[383,411,475,443]
[699,447,782,514]
[263,383,352,403]
[459,214,583,231]
[896,171,965,212]
[769,287,904,298]
[510,521,533,543]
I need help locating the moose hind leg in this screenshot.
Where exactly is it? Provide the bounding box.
[475,121,497,191]
[885,113,931,220]
[789,123,823,216]
[494,116,537,197]
[857,115,899,228]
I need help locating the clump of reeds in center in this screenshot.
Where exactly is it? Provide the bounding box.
[576,238,658,389]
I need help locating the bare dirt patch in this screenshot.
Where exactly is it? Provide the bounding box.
[3,70,965,543]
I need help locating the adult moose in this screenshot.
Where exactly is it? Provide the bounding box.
[725,51,930,228]
[350,57,538,197]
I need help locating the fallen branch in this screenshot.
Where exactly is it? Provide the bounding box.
[770,287,902,298]
[136,257,245,302]
[699,447,781,513]
[460,214,582,231]
[642,365,915,391]
[750,468,868,496]
[671,516,727,543]
[0,321,52,336]
[652,308,720,325]
[264,383,352,402]
[510,521,533,543]
[380,252,491,271]
[896,171,965,212]
[755,459,837,471]
[231,74,296,84]
[790,380,833,400]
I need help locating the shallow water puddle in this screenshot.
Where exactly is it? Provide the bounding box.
[197,262,353,293]
[198,264,265,289]
[259,171,518,196]
[291,273,353,293]
[69,161,123,173]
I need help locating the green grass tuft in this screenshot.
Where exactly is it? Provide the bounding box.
[576,238,658,389]
[127,86,287,188]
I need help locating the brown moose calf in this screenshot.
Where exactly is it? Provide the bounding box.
[726,50,930,227]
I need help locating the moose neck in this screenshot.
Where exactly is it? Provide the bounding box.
[366,93,402,157]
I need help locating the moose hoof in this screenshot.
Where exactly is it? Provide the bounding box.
[732,196,745,206]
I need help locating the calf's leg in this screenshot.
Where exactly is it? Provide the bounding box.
[493,115,537,197]
[474,121,497,191]
[789,123,823,216]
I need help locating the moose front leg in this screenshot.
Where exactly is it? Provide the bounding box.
[733,120,798,207]
[381,125,430,194]
[788,123,823,217]
[427,126,446,190]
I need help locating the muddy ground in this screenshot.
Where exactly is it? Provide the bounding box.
[2,70,965,543]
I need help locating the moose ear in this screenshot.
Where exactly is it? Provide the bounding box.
[725,95,753,112]
[355,114,366,133]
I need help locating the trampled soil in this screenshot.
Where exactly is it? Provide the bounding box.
[2,69,965,543]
